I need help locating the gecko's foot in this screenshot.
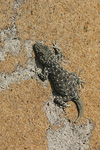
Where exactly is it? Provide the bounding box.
[51,40,62,53]
[78,70,86,92]
[54,97,71,115]
[51,40,64,61]
[51,39,62,48]
[62,107,67,115]
[61,104,71,115]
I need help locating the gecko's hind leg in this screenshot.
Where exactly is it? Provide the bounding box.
[54,96,71,115]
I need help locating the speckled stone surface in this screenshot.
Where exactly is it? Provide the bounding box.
[0,0,100,150]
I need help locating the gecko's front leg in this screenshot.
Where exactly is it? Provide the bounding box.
[51,40,64,61]
[38,67,49,81]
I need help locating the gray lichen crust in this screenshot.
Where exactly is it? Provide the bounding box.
[33,41,86,123]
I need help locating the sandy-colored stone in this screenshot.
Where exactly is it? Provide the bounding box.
[0,0,100,149]
[0,79,50,150]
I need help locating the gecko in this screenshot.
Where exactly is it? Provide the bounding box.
[33,41,85,123]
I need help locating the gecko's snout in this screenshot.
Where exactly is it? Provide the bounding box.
[33,43,40,54]
[33,43,38,49]
[33,42,43,52]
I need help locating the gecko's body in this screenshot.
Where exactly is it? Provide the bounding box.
[33,42,85,123]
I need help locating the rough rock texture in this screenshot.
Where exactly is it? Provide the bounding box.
[0,0,100,150]
[44,101,94,150]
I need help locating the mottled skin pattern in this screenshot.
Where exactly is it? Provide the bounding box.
[33,41,85,123]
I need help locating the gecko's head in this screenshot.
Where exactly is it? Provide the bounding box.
[33,42,51,64]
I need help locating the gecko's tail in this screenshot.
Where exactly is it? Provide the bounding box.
[72,98,84,123]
